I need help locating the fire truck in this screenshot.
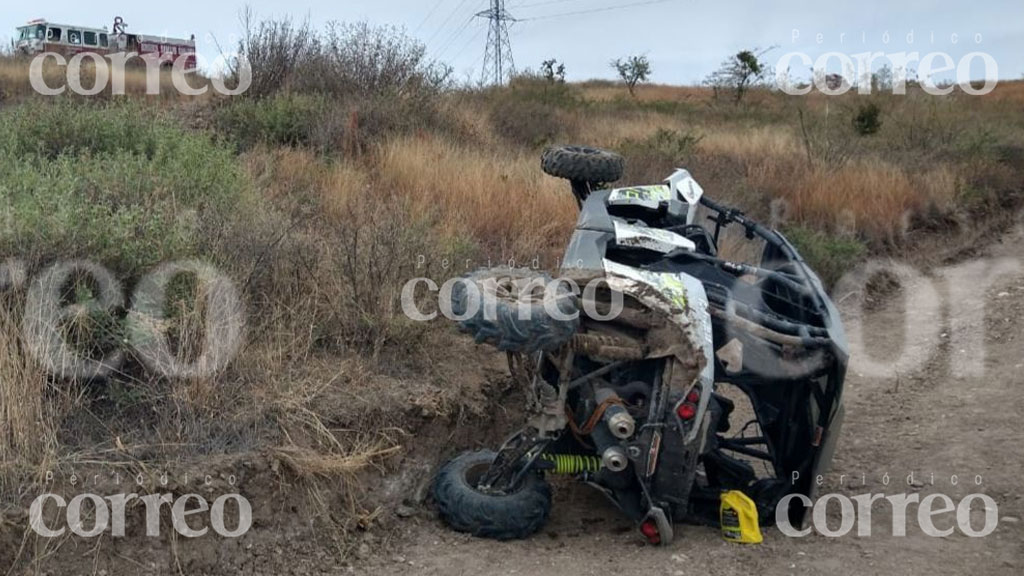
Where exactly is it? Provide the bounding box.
[14,16,197,71]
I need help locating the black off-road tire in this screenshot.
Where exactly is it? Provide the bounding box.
[433,450,552,540]
[541,145,624,184]
[451,268,579,354]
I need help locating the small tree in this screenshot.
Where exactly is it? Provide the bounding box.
[611,55,651,96]
[852,102,883,135]
[871,64,894,93]
[541,59,566,84]
[705,48,771,104]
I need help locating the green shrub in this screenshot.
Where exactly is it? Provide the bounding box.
[215,90,451,155]
[1,98,169,158]
[621,128,703,161]
[0,100,248,276]
[782,226,867,289]
[852,102,883,136]
[214,93,328,151]
[488,97,563,148]
[618,128,703,184]
[477,73,583,148]
[503,73,583,108]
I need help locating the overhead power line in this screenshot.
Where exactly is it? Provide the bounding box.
[435,14,477,60]
[435,15,474,52]
[425,0,475,45]
[518,0,683,21]
[515,0,585,9]
[450,23,487,60]
[414,0,449,34]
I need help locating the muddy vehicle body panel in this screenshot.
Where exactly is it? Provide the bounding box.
[563,179,848,527]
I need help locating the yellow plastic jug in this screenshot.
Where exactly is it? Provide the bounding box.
[720,490,763,544]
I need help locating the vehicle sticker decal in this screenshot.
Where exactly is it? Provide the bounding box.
[602,260,688,312]
[607,185,671,209]
[613,221,696,254]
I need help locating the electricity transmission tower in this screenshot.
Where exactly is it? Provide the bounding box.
[477,0,516,85]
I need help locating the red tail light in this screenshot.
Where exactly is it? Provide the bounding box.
[677,387,701,421]
[676,402,697,420]
[640,519,661,544]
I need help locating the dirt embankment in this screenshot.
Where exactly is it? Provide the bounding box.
[0,343,524,575]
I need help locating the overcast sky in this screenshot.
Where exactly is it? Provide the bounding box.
[4,0,1022,84]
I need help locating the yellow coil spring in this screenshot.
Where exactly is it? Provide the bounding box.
[540,453,602,475]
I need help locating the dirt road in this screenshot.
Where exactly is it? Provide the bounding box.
[362,227,1024,576]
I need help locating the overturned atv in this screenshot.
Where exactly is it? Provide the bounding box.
[433,146,848,544]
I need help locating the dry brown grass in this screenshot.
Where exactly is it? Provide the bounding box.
[693,126,961,247]
[0,304,63,495]
[698,126,802,161]
[777,161,959,244]
[579,81,712,103]
[377,134,577,258]
[243,146,369,214]
[0,308,47,463]
[575,110,691,148]
[371,86,1014,254]
[0,55,211,101]
[981,79,1024,103]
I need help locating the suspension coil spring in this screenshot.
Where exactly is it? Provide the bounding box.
[540,453,601,475]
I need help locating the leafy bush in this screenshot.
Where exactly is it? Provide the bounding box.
[215,90,448,155]
[503,72,582,108]
[225,15,454,154]
[2,98,166,158]
[782,226,867,289]
[488,98,562,148]
[619,128,703,183]
[215,93,328,151]
[852,102,883,136]
[621,128,703,161]
[0,100,248,276]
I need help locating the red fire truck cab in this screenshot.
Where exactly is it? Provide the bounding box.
[14,16,197,71]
